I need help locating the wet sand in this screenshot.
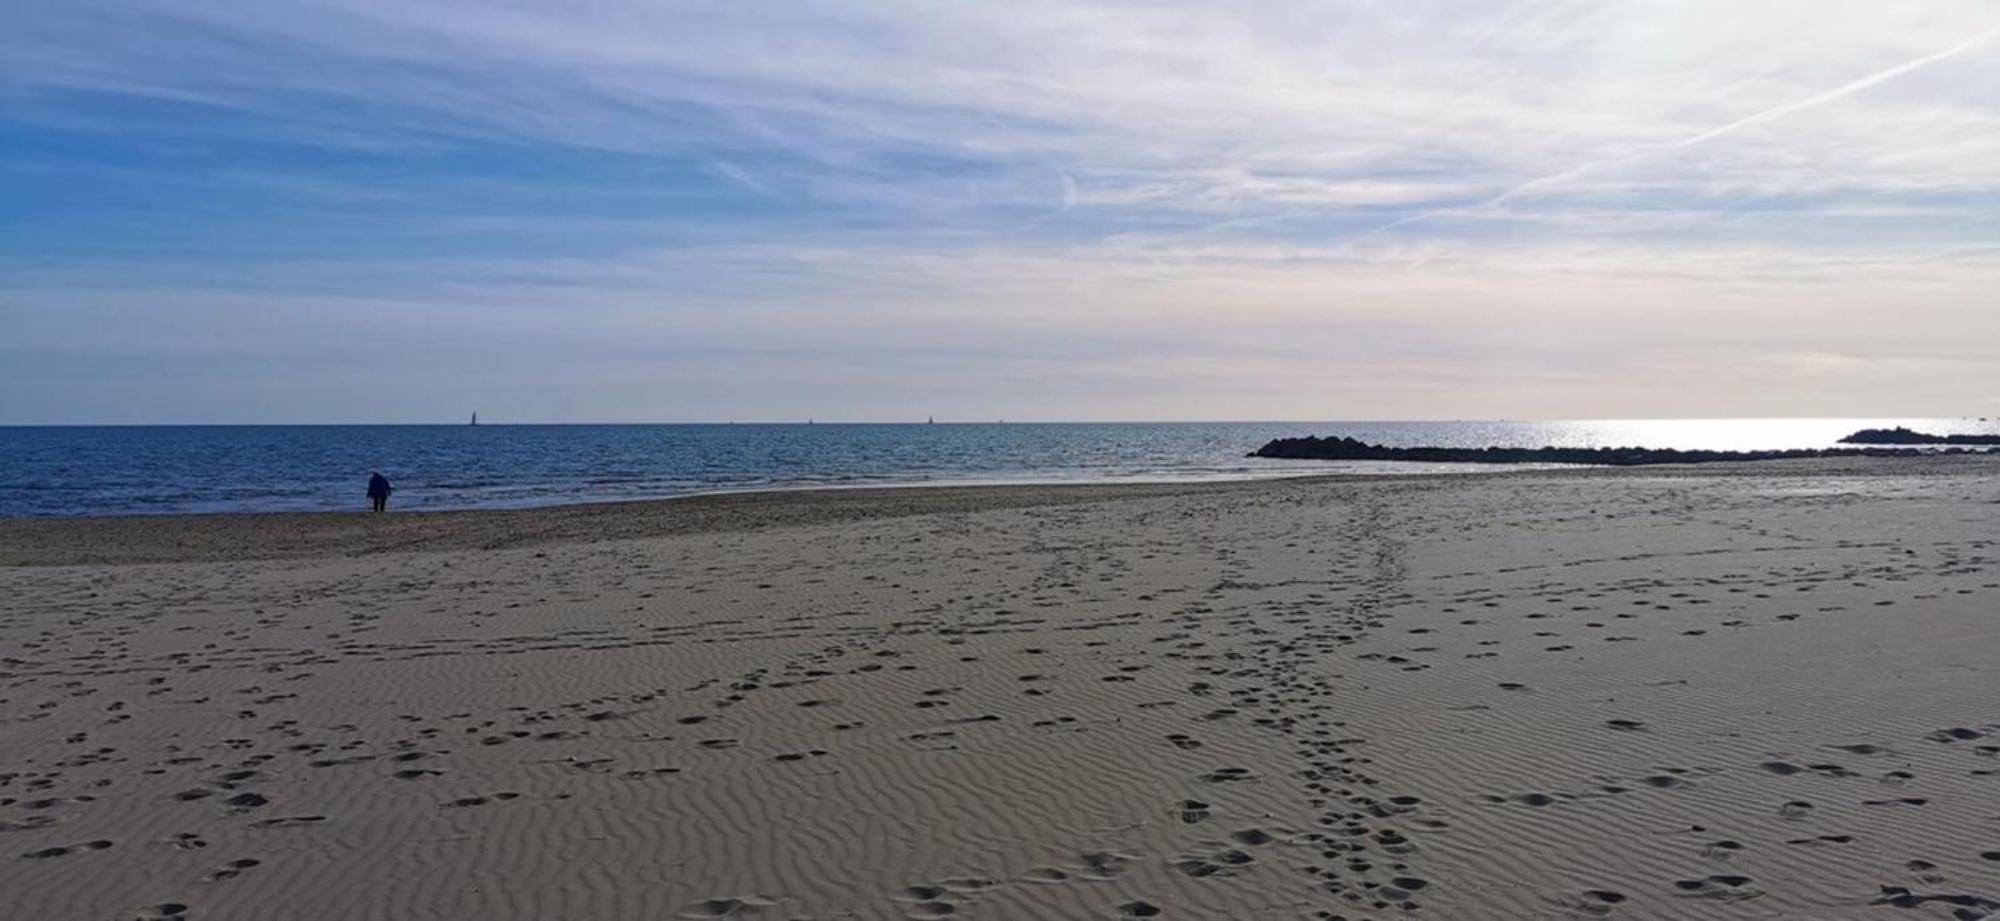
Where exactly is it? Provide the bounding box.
[3,458,1997,919]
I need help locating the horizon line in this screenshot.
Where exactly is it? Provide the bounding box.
[2,415,1991,429]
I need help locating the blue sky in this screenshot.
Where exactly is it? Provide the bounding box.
[4,0,1998,423]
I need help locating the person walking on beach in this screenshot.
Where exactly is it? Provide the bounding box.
[367,471,393,513]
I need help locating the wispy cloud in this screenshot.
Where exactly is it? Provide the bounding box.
[1353,26,2000,241]
[1497,28,1998,206]
[3,1,1998,421]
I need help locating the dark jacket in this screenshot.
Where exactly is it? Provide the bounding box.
[367,473,393,499]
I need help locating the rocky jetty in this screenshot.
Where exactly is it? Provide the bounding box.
[1837,427,2000,445]
[1248,435,1988,466]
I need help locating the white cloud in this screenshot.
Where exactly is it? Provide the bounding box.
[5,0,1999,420]
[11,0,1999,222]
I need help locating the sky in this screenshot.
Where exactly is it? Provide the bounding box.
[3,1,1998,424]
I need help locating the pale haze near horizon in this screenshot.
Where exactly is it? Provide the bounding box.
[3,1,1998,424]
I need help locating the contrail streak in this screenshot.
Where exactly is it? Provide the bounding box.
[1377,29,1996,231]
[1671,29,1995,151]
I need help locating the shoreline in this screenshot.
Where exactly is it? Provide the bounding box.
[13,419,2000,522]
[5,453,1996,567]
[0,477,1241,567]
[0,465,1365,524]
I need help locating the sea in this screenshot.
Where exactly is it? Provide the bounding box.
[2,418,1995,518]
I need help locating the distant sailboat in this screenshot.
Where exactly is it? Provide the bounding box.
[470,411,478,426]
[928,416,934,424]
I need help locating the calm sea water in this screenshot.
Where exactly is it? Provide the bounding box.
[2,418,1994,518]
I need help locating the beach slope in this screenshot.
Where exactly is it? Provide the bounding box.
[2,459,1996,919]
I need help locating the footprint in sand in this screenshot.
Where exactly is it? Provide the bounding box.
[1872,887,2000,913]
[893,885,956,918]
[1927,727,1985,744]
[892,878,995,918]
[677,896,777,918]
[1075,851,1136,881]
[250,815,325,828]
[21,839,112,859]
[1702,839,1744,858]
[203,857,261,882]
[1673,875,1762,901]
[1172,856,1227,878]
[1174,799,1212,824]
[1560,889,1628,916]
[1198,767,1254,784]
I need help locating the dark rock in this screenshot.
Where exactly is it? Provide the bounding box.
[1837,427,2000,445]
[1247,435,1994,466]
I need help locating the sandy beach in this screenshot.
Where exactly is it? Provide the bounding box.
[3,458,1997,920]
